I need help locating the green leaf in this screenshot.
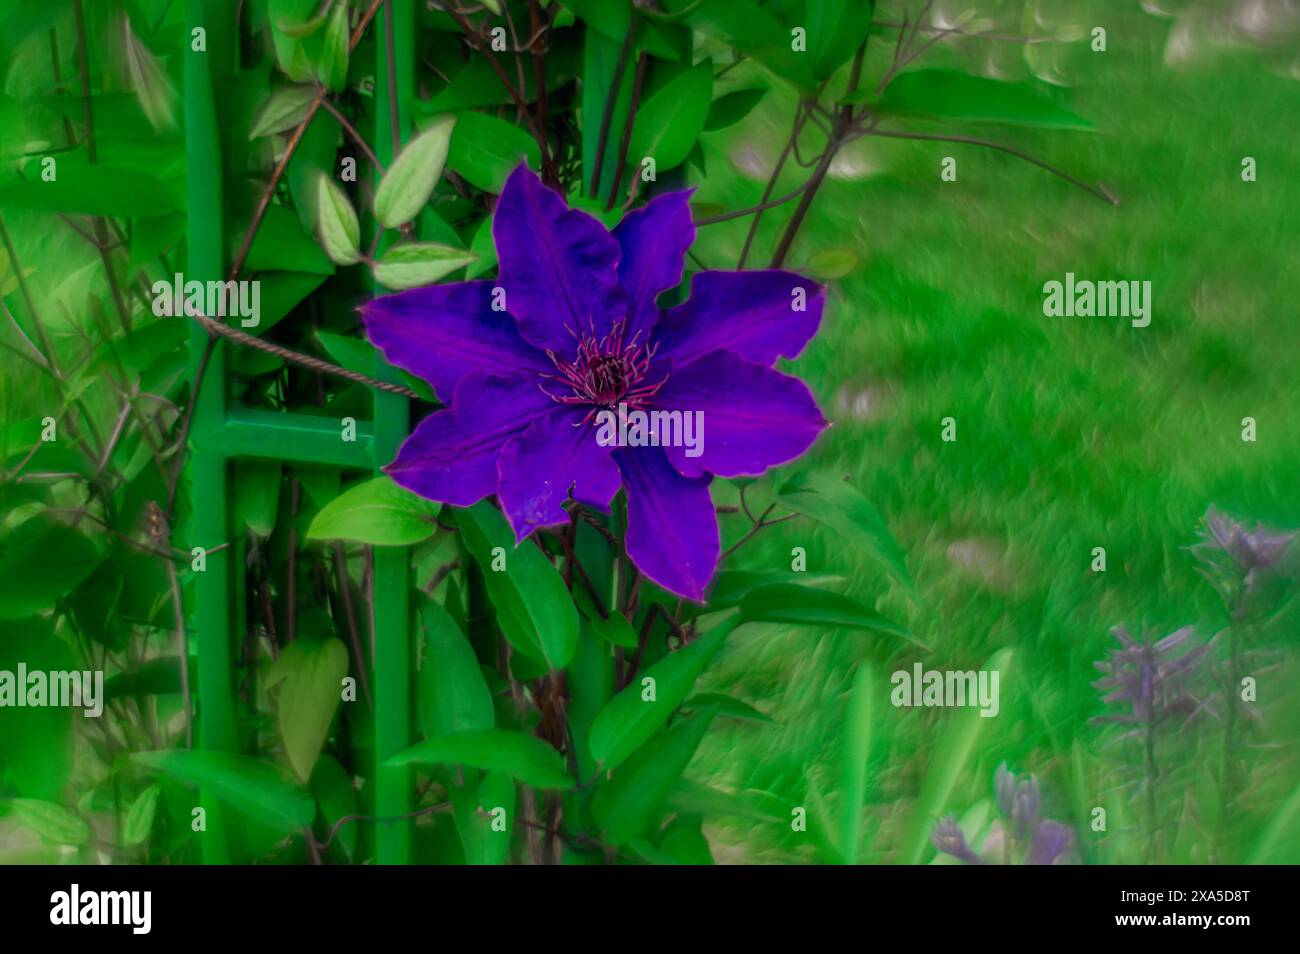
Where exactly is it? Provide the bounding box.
[288,101,340,235]
[567,618,615,780]
[705,568,844,608]
[306,476,439,546]
[241,205,334,274]
[775,472,913,589]
[867,69,1094,131]
[373,115,456,229]
[129,213,185,270]
[251,271,328,331]
[594,710,716,845]
[898,648,1014,864]
[444,111,541,193]
[387,729,573,790]
[592,609,639,649]
[269,0,324,82]
[563,0,682,59]
[0,518,102,620]
[806,247,860,280]
[103,656,194,699]
[455,502,578,669]
[8,798,90,845]
[465,215,497,279]
[122,14,177,131]
[424,40,579,114]
[704,87,767,131]
[839,663,875,864]
[0,619,73,799]
[0,166,181,217]
[123,784,161,846]
[686,0,814,93]
[132,750,316,834]
[315,329,378,375]
[631,817,714,864]
[738,582,919,648]
[686,692,773,724]
[419,600,494,736]
[266,635,349,782]
[807,0,876,83]
[310,755,358,858]
[628,61,713,174]
[588,616,739,771]
[1249,780,1300,864]
[372,242,476,290]
[668,777,787,824]
[451,770,514,865]
[234,459,282,536]
[316,0,350,92]
[249,86,316,138]
[315,174,361,265]
[571,583,636,648]
[276,11,328,38]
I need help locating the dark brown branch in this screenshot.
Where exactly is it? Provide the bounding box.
[694,179,815,226]
[445,5,555,184]
[590,22,638,199]
[334,540,374,710]
[739,105,807,268]
[864,127,1118,205]
[229,0,385,280]
[769,140,836,268]
[605,52,648,213]
[527,0,554,186]
[319,95,386,174]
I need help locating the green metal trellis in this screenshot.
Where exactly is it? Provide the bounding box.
[183,0,416,864]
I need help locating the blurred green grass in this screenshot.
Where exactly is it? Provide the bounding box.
[689,1,1300,863]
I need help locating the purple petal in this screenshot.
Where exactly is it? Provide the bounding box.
[653,270,824,367]
[361,280,550,403]
[385,373,553,506]
[613,448,719,601]
[652,350,827,478]
[1029,820,1074,865]
[497,408,621,541]
[1153,625,1194,654]
[931,815,984,864]
[494,164,625,356]
[612,189,695,345]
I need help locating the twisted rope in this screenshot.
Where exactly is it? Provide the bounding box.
[189,312,421,399]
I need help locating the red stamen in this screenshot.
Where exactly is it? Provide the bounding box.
[541,320,665,413]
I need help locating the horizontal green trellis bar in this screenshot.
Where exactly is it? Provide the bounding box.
[203,406,377,469]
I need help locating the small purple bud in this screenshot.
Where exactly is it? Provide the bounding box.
[1012,776,1041,839]
[931,815,984,864]
[994,762,1015,817]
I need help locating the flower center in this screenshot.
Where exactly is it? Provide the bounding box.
[542,321,664,412]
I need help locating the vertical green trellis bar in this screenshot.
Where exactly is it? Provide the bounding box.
[183,0,238,864]
[181,0,420,864]
[371,0,416,865]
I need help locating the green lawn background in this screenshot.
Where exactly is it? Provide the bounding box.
[690,0,1300,863]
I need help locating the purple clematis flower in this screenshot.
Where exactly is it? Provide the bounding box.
[361,165,828,600]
